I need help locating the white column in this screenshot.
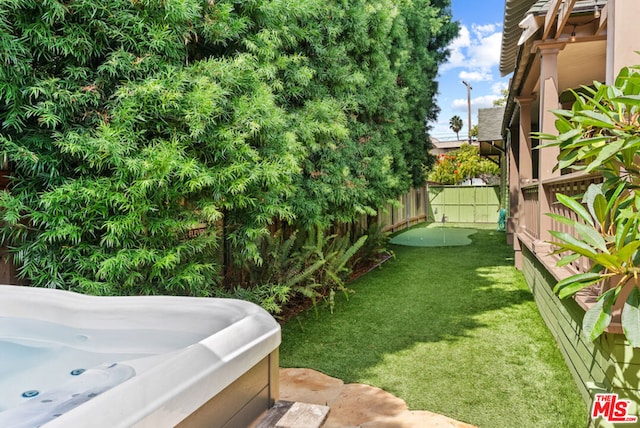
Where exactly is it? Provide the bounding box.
[606,0,640,84]
[516,96,535,185]
[537,44,563,248]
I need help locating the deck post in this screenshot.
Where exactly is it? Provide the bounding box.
[536,44,563,251]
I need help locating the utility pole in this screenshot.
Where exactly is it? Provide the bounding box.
[462,80,472,144]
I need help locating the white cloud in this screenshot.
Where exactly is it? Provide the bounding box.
[473,94,502,108]
[440,24,503,79]
[492,81,509,94]
[452,98,470,111]
[466,31,502,70]
[452,94,501,112]
[440,26,470,71]
[459,70,492,82]
[472,23,497,37]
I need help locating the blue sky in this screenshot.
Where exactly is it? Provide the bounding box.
[430,0,510,141]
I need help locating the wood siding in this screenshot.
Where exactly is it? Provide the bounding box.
[522,246,640,428]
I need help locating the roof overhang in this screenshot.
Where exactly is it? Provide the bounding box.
[500,0,608,76]
[500,0,540,76]
[500,0,609,137]
[478,139,505,157]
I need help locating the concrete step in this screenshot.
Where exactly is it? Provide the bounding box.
[253,400,329,428]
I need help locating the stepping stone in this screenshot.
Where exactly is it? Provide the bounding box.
[253,400,329,428]
[277,368,477,428]
[323,383,408,427]
[275,401,330,428]
[279,368,344,406]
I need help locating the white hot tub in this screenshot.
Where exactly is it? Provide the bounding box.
[0,285,281,428]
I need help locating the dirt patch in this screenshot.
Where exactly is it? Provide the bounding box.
[349,252,393,282]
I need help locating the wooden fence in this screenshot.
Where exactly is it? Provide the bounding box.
[0,176,502,284]
[0,170,16,284]
[378,184,501,232]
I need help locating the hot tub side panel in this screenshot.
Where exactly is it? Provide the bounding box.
[175,349,279,428]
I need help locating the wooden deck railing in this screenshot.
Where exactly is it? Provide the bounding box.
[545,172,603,274]
[519,172,603,275]
[518,171,630,333]
[521,183,540,239]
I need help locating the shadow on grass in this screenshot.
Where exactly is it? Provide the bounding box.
[280,227,586,428]
[282,229,528,365]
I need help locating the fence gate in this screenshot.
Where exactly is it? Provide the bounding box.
[428,185,500,224]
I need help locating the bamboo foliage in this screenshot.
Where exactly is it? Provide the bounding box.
[0,0,457,296]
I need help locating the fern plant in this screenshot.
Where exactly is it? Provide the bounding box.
[216,284,293,316]
[353,222,393,268]
[296,226,368,313]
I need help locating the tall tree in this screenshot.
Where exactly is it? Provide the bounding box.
[493,88,509,106]
[470,124,479,140]
[213,0,458,223]
[449,115,463,140]
[389,0,459,185]
[428,144,500,185]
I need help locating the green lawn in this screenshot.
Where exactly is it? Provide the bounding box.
[280,226,587,428]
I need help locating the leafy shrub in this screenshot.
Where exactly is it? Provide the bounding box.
[352,222,393,270]
[296,227,367,312]
[1,57,298,296]
[428,143,500,185]
[216,284,292,316]
[228,229,324,293]
[0,0,456,296]
[227,225,368,314]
